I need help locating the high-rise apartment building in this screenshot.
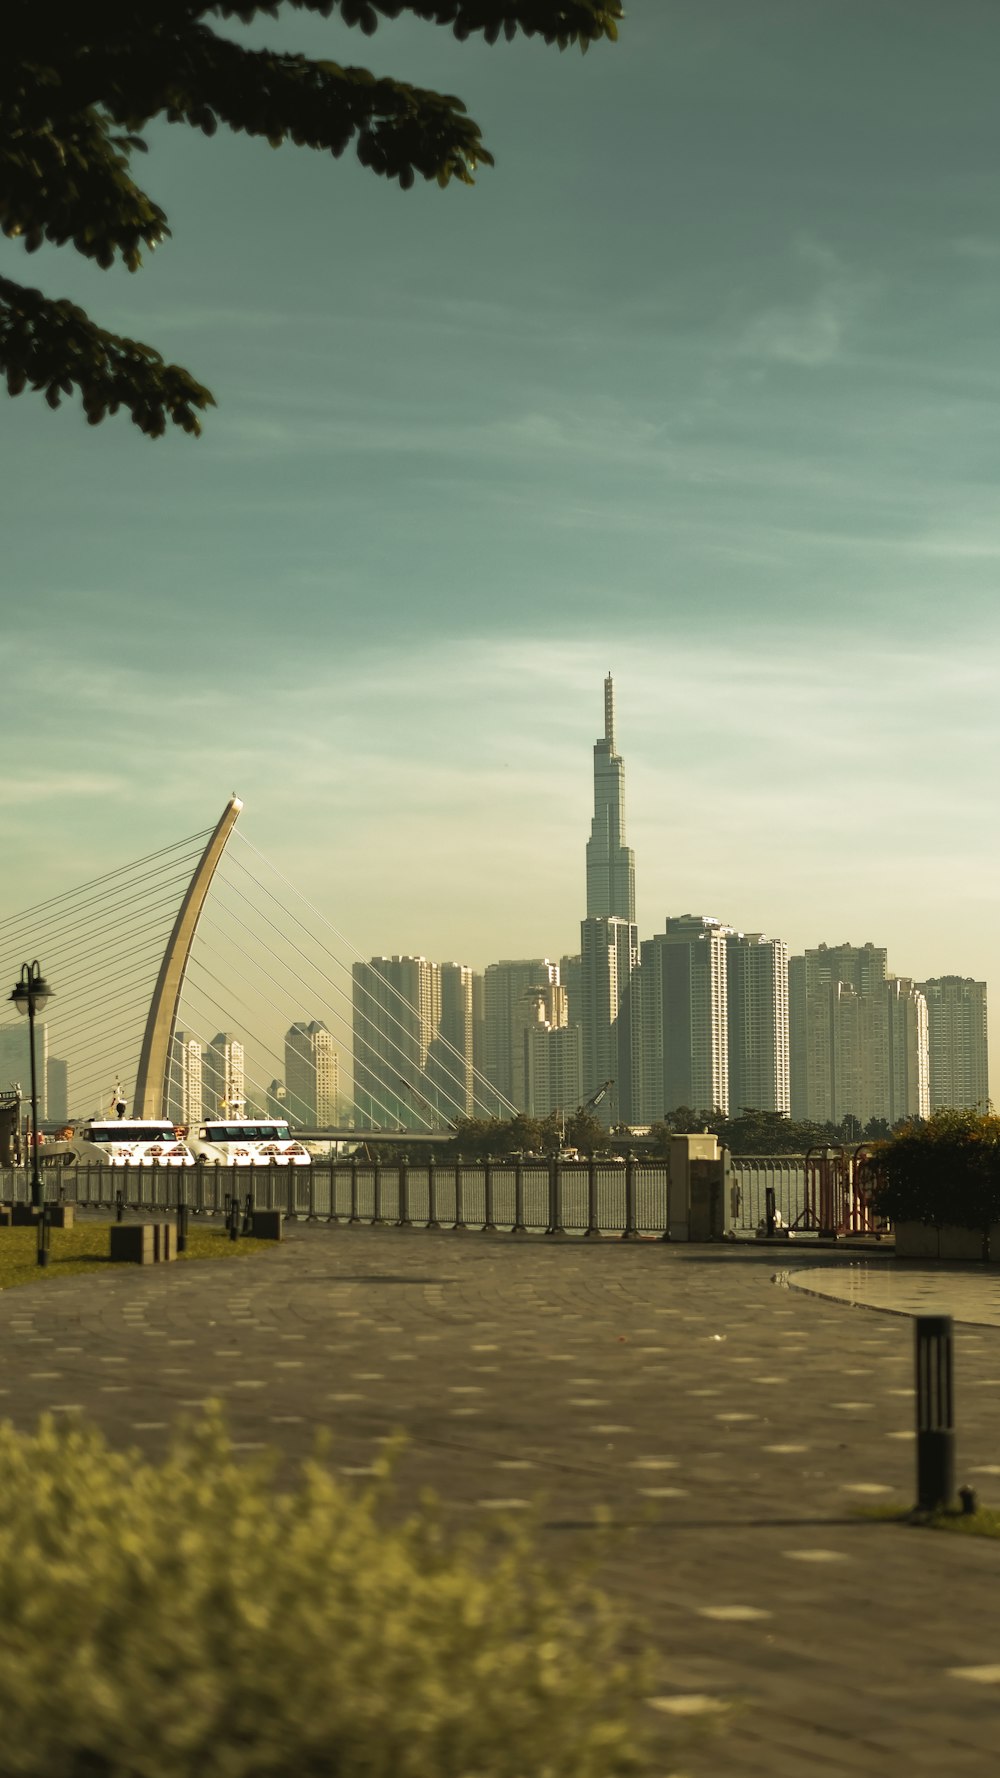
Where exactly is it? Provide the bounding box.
[525,1022,583,1119]
[886,978,930,1123]
[47,1056,69,1125]
[482,959,561,1110]
[202,1032,245,1118]
[636,917,732,1120]
[0,1021,48,1118]
[580,915,638,1124]
[915,977,989,1111]
[425,963,476,1119]
[352,955,441,1129]
[586,674,635,924]
[284,1021,339,1127]
[789,944,888,1123]
[788,944,931,1126]
[167,1030,203,1127]
[726,932,790,1115]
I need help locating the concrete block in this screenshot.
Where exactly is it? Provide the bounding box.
[250,1209,283,1241]
[153,1221,178,1262]
[11,1205,40,1226]
[894,1221,940,1260]
[939,1224,987,1262]
[47,1204,74,1230]
[110,1224,156,1264]
[0,1207,12,1227]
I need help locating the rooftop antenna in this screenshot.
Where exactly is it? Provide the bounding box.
[604,672,615,752]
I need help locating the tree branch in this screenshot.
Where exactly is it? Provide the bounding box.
[0,276,215,434]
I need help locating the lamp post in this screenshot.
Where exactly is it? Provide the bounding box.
[9,963,54,1261]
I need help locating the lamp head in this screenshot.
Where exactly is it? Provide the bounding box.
[9,963,53,1017]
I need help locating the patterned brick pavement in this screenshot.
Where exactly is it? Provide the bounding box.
[2,1224,1000,1776]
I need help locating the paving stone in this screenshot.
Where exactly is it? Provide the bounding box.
[2,1224,1000,1776]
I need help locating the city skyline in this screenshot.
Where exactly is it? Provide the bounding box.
[0,667,992,1120]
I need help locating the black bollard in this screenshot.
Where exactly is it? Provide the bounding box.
[915,1314,955,1512]
[228,1194,240,1243]
[116,1190,124,1224]
[36,1205,50,1269]
[765,1186,776,1239]
[176,1198,189,1254]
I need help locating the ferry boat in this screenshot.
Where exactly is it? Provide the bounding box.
[41,1118,194,1168]
[185,1117,311,1167]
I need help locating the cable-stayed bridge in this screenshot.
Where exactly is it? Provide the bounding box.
[0,796,516,1138]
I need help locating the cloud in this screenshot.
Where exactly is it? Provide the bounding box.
[738,239,872,369]
[0,771,126,806]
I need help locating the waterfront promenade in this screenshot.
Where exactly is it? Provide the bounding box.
[2,1228,1000,1776]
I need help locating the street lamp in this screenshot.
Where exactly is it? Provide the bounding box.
[9,962,54,1260]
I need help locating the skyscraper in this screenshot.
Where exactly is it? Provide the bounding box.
[580,677,638,1124]
[167,1030,203,1127]
[202,1032,245,1118]
[0,1021,48,1119]
[284,1021,339,1127]
[482,959,562,1109]
[352,955,441,1129]
[585,674,635,923]
[789,944,888,1123]
[726,932,790,1115]
[915,977,989,1111]
[47,1056,69,1124]
[636,917,733,1119]
[425,963,476,1118]
[580,916,638,1123]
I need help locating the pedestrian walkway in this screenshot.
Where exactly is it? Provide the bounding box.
[2,1226,1000,1777]
[787,1257,1000,1327]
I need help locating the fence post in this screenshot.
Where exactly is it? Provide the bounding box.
[545,1156,566,1236]
[286,1167,298,1223]
[583,1159,600,1237]
[511,1162,527,1236]
[176,1186,189,1254]
[621,1158,638,1240]
[482,1160,497,1234]
[915,1314,955,1512]
[426,1163,441,1231]
[396,1162,412,1228]
[348,1159,362,1225]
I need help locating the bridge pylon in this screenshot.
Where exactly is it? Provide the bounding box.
[133,796,243,1118]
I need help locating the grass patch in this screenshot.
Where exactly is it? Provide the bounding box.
[0,1221,273,1290]
[856,1501,1000,1538]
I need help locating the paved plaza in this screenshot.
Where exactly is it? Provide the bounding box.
[3,1224,1000,1776]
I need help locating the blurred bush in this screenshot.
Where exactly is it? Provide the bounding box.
[0,1409,656,1778]
[867,1108,1000,1231]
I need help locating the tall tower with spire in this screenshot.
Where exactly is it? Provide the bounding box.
[586,673,635,923]
[579,675,638,1123]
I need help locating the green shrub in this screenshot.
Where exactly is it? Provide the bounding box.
[867,1109,1000,1231]
[0,1410,656,1778]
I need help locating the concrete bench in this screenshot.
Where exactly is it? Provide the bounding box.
[10,1204,75,1229]
[110,1222,177,1265]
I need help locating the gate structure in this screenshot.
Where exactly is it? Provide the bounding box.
[791,1145,883,1237]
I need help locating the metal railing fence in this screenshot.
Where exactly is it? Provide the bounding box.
[0,1154,875,1238]
[1,1160,667,1236]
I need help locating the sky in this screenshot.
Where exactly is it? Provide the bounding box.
[3,0,1000,1094]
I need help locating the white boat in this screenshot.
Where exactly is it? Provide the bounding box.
[42,1118,195,1169]
[186,1118,311,1167]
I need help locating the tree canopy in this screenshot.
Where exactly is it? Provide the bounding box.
[1,1,622,436]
